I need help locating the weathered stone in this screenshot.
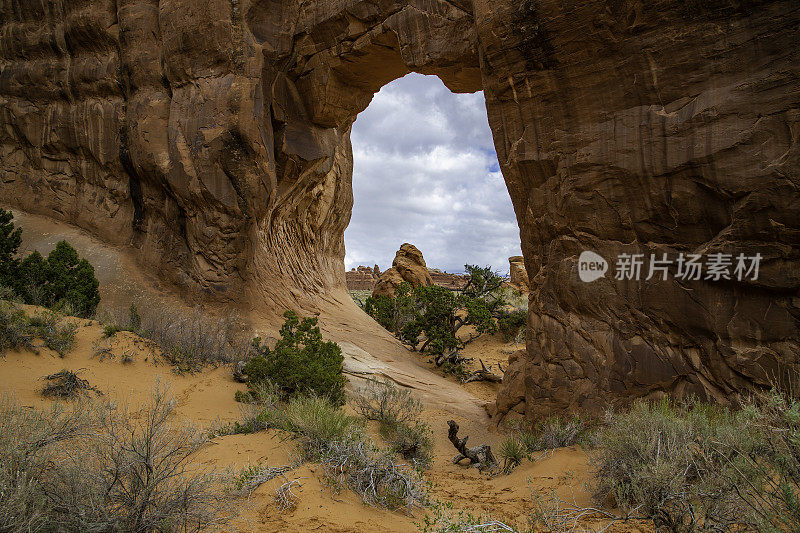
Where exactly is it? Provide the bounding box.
[1,0,798,420]
[508,256,529,293]
[372,243,433,297]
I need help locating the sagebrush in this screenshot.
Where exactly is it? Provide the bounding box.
[0,386,232,532]
[593,391,800,532]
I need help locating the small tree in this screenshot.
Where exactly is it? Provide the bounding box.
[43,241,100,317]
[243,310,347,406]
[0,211,100,318]
[0,209,22,289]
[365,265,504,355]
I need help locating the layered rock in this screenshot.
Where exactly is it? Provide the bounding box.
[347,264,466,291]
[346,266,380,290]
[372,243,433,297]
[1,0,798,419]
[480,0,800,418]
[508,256,529,293]
[428,269,469,291]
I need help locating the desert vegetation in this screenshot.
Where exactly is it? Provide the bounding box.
[99,303,251,373]
[364,265,506,355]
[0,302,78,357]
[0,386,232,532]
[0,209,100,317]
[591,389,800,532]
[241,310,347,405]
[352,378,434,469]
[213,311,432,515]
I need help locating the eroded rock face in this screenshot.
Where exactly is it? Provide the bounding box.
[1,0,798,419]
[508,256,529,293]
[372,243,433,297]
[479,0,800,418]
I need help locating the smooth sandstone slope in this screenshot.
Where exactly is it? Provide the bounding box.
[1,0,798,419]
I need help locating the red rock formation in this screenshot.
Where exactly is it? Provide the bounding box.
[508,256,529,293]
[346,266,380,290]
[373,243,433,297]
[1,0,797,419]
[428,269,469,291]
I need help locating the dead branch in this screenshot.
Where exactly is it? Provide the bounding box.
[232,360,248,383]
[464,359,503,383]
[41,369,102,399]
[274,475,304,512]
[447,420,498,472]
[434,350,473,367]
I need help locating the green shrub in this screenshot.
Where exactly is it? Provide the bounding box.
[496,309,526,342]
[592,394,800,532]
[364,282,417,332]
[0,302,34,355]
[499,436,526,473]
[0,210,22,290]
[244,310,347,405]
[29,310,78,356]
[16,242,100,318]
[0,211,100,318]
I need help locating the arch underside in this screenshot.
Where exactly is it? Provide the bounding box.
[0,0,798,419]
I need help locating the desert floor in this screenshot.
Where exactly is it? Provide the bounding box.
[0,308,653,533]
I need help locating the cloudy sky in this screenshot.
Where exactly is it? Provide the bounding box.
[343,73,521,274]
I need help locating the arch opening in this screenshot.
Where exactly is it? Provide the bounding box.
[344,73,521,278]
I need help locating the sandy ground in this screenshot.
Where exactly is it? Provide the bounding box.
[0,308,652,532]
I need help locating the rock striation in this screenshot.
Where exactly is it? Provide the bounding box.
[1,0,798,419]
[372,243,433,297]
[346,266,381,291]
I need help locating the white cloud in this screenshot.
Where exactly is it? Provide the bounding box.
[344,73,521,274]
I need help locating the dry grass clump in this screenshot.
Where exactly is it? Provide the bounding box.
[101,304,252,372]
[318,437,429,514]
[592,390,800,532]
[0,301,35,354]
[28,310,78,356]
[352,377,424,426]
[529,415,592,452]
[41,369,101,399]
[0,386,232,532]
[352,378,433,469]
[0,304,77,357]
[222,392,429,514]
[498,415,592,474]
[281,395,365,453]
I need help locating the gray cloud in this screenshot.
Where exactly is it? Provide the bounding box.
[344,74,521,274]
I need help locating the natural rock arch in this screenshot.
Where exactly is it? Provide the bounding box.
[1,0,798,420]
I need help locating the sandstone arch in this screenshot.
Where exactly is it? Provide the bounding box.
[1,0,798,420]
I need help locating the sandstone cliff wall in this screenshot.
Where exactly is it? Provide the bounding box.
[1,0,798,419]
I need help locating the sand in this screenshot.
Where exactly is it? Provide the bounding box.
[0,304,652,532]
